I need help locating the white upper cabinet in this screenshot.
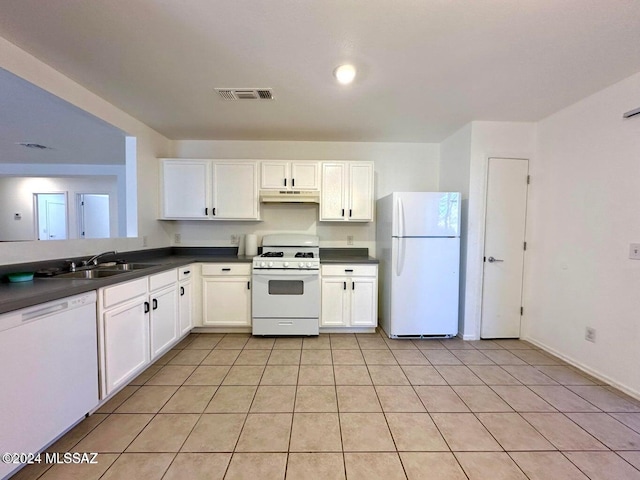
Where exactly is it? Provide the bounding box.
[320,162,374,222]
[160,159,259,220]
[211,161,259,220]
[160,159,209,219]
[261,161,319,190]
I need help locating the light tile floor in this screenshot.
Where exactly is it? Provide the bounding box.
[11,332,640,479]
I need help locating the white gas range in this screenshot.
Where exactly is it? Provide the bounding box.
[251,234,320,336]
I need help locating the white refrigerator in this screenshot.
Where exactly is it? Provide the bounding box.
[376,192,461,337]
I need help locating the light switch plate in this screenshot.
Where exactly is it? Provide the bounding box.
[630,243,640,260]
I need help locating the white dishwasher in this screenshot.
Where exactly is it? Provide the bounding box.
[0,291,99,479]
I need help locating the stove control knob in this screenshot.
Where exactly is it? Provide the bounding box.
[307,262,313,268]
[299,262,305,268]
[283,262,289,268]
[268,261,274,267]
[260,261,266,267]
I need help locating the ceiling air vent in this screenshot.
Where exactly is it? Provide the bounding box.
[215,88,274,100]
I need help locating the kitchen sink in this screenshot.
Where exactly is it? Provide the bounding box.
[98,263,159,271]
[53,269,126,279]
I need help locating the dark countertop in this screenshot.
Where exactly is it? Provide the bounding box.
[0,248,251,315]
[0,247,377,315]
[320,248,379,264]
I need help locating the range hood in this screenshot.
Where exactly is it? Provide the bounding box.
[259,190,320,203]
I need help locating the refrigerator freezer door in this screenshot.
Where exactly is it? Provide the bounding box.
[392,192,460,237]
[390,237,460,336]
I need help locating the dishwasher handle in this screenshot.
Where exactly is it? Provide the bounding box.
[22,302,68,322]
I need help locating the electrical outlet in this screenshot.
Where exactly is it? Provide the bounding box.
[142,235,148,247]
[630,243,640,260]
[174,233,181,244]
[585,327,596,343]
[231,234,239,245]
[347,235,354,245]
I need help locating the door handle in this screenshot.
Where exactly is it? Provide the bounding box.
[180,286,185,296]
[152,298,158,310]
[487,256,504,263]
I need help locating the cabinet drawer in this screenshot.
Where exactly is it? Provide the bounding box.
[201,263,251,276]
[149,269,177,292]
[321,265,377,277]
[178,265,195,281]
[101,277,148,309]
[252,317,318,336]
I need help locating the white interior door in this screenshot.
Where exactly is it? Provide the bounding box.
[79,193,110,238]
[481,158,529,338]
[35,193,67,240]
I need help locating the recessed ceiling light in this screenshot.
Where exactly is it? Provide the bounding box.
[334,64,356,85]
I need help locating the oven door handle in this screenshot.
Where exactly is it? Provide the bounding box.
[252,271,319,277]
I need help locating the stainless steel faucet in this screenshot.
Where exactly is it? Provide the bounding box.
[83,250,117,267]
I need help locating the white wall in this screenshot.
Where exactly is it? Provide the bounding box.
[462,121,537,339]
[0,36,172,264]
[0,176,119,240]
[524,72,640,396]
[440,123,472,334]
[167,140,440,252]
[439,122,536,339]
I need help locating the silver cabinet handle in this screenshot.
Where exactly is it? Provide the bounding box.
[487,256,504,263]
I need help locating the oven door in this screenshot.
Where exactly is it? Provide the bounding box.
[252,270,320,319]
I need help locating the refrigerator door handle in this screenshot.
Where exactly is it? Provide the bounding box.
[396,237,405,276]
[397,197,405,238]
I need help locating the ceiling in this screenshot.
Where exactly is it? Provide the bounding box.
[1,0,639,143]
[0,67,126,165]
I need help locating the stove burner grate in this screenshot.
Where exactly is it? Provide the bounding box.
[261,252,284,257]
[295,252,314,258]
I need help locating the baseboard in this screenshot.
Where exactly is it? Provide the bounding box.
[461,333,477,341]
[522,335,640,401]
[191,326,252,334]
[320,327,377,334]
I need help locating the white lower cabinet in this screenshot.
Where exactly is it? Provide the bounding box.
[201,263,251,327]
[149,285,178,358]
[178,265,194,336]
[102,296,149,396]
[98,269,179,399]
[149,269,179,360]
[321,264,378,328]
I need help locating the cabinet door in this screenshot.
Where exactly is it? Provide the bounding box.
[348,163,374,221]
[261,161,289,189]
[178,280,193,336]
[103,299,149,396]
[202,277,251,326]
[320,163,347,221]
[150,286,178,359]
[291,162,319,190]
[161,160,209,219]
[350,277,378,327]
[320,277,348,326]
[212,162,259,219]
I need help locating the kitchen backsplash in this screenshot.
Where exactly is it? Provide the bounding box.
[169,202,376,250]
